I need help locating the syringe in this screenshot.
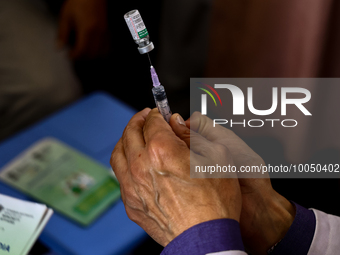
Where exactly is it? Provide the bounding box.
[124,9,171,122]
[150,66,172,123]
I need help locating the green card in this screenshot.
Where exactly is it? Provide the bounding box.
[0,138,120,226]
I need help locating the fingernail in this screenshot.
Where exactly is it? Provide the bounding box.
[176,114,186,126]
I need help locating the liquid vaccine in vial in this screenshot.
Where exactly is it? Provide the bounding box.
[124,10,154,54]
[124,10,172,123]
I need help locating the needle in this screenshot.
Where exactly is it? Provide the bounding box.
[147,52,152,66]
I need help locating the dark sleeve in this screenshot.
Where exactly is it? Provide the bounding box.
[269,202,316,255]
[161,219,245,255]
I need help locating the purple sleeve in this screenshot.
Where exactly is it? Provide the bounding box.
[269,202,316,255]
[160,219,245,255]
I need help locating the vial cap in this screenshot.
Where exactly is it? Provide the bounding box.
[138,42,154,54]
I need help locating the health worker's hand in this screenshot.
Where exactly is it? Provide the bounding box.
[57,0,110,59]
[110,108,242,246]
[171,112,296,255]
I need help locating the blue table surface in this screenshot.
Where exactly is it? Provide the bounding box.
[0,92,148,255]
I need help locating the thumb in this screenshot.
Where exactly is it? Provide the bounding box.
[169,113,190,148]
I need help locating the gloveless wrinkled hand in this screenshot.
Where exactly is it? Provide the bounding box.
[171,112,295,255]
[110,108,242,246]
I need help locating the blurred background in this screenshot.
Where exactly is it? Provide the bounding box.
[0,0,340,254]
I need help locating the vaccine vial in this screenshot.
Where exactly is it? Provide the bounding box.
[124,9,154,54]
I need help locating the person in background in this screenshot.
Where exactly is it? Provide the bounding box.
[0,0,133,141]
[205,0,340,218]
[56,0,109,60]
[0,0,82,141]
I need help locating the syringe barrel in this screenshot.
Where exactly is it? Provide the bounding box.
[124,9,154,54]
[152,85,172,123]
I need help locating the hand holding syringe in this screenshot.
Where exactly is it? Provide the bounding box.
[124,9,172,123]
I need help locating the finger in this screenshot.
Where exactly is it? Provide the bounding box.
[110,138,128,184]
[185,118,190,129]
[122,108,151,160]
[169,113,190,148]
[189,111,233,143]
[111,139,138,207]
[112,146,170,240]
[169,113,216,154]
[189,129,215,156]
[188,111,211,135]
[57,10,71,48]
[143,108,174,144]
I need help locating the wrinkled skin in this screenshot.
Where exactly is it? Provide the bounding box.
[172,112,295,255]
[110,108,242,246]
[111,109,295,254]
